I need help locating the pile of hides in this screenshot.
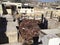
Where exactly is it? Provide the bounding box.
[19,19,41,41]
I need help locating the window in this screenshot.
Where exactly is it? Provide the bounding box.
[18,7,21,9]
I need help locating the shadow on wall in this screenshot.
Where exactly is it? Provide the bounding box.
[0,17,9,44]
